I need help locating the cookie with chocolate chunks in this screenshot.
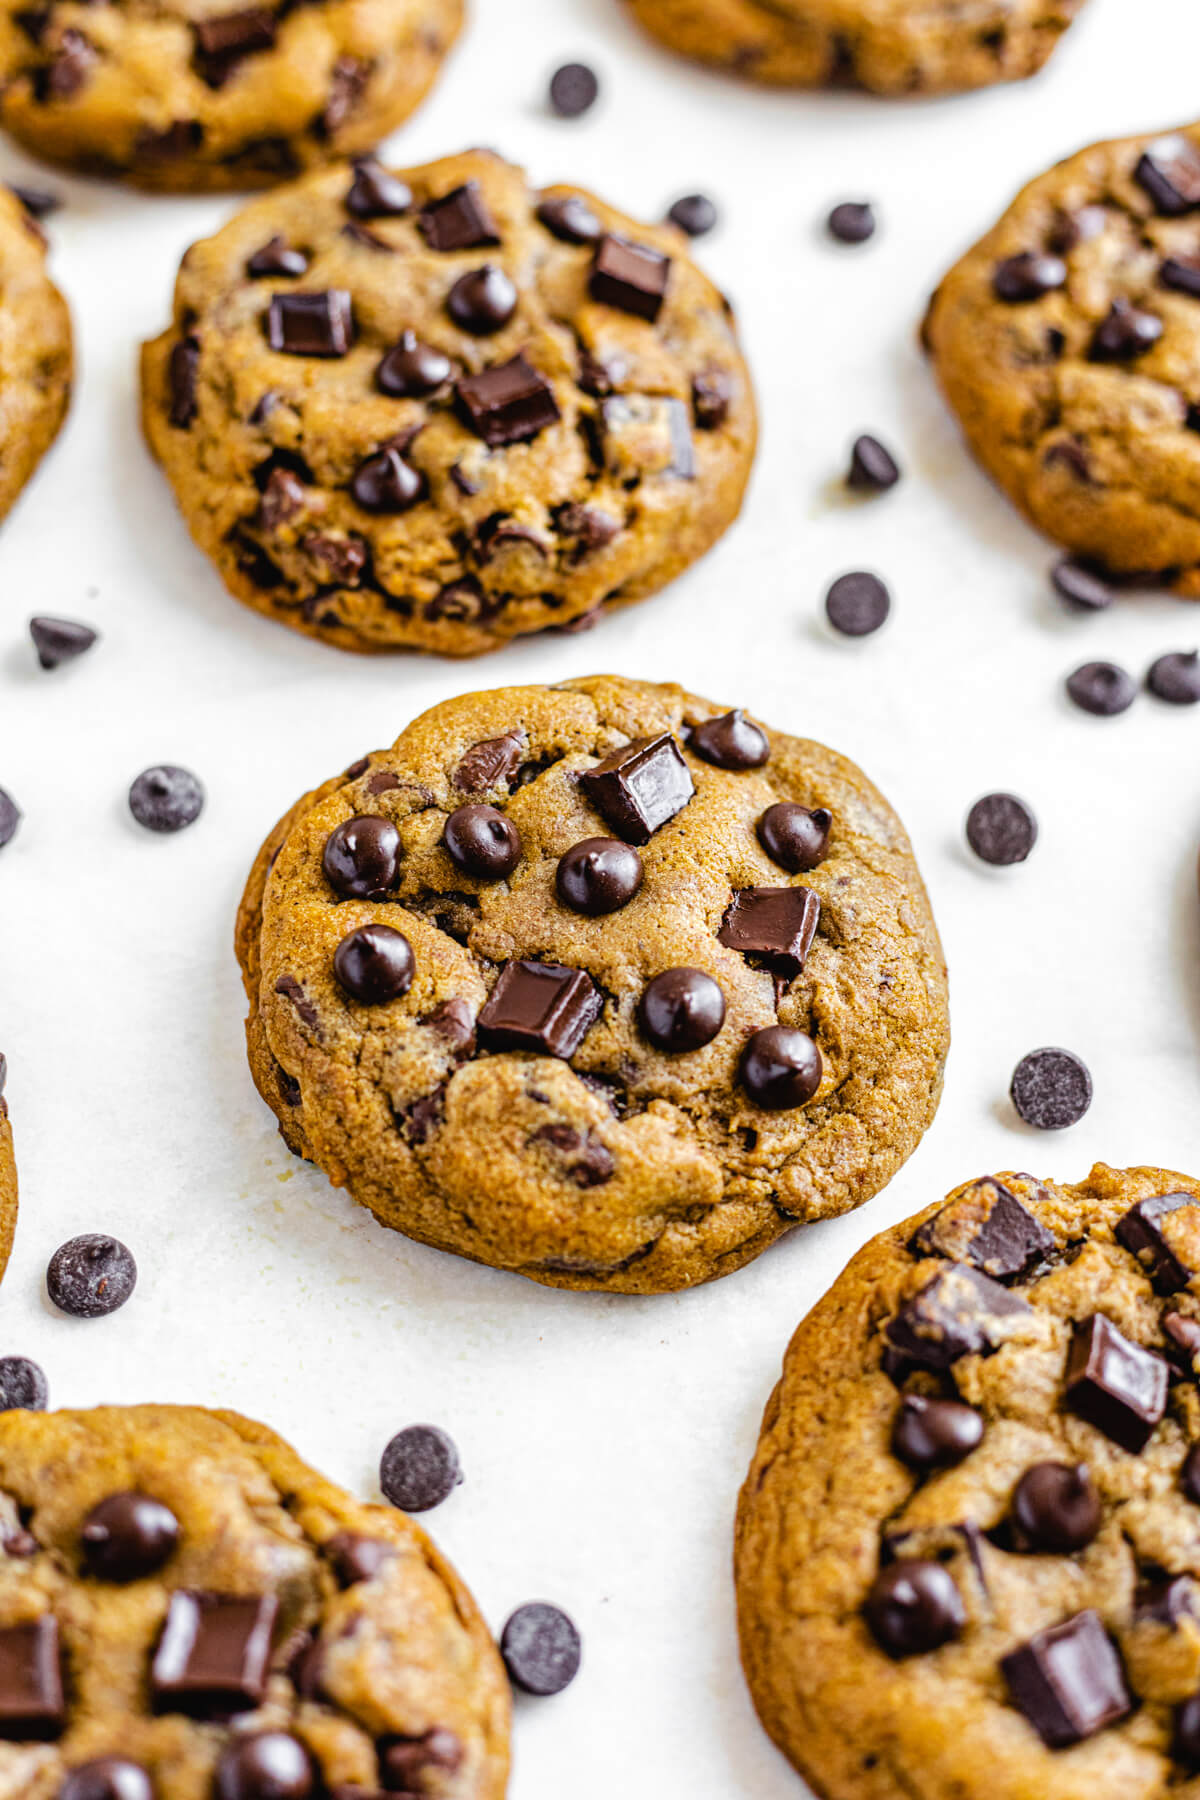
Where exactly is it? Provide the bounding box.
[142,149,756,654]
[0,185,70,523]
[236,675,947,1293]
[737,1162,1200,1799]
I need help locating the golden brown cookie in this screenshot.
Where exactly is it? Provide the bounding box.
[624,0,1086,92]
[235,675,948,1294]
[736,1164,1200,1799]
[0,0,462,192]
[0,1403,509,1794]
[0,187,70,521]
[141,149,755,656]
[924,124,1200,593]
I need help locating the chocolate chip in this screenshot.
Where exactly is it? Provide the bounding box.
[537,192,603,243]
[81,1492,179,1580]
[1136,136,1200,215]
[692,369,732,430]
[168,336,199,428]
[443,804,521,880]
[1164,1309,1200,1372]
[891,1395,983,1471]
[215,1734,316,1800]
[864,1559,964,1658]
[41,27,95,97]
[0,1356,47,1412]
[379,1424,462,1512]
[333,924,414,1005]
[325,1532,391,1587]
[992,252,1067,302]
[0,1617,63,1739]
[827,200,875,243]
[192,8,274,84]
[667,193,717,237]
[500,1602,581,1695]
[302,532,366,586]
[246,236,308,278]
[589,234,670,322]
[965,793,1037,866]
[151,1591,276,1715]
[639,968,725,1054]
[274,975,318,1030]
[739,1026,822,1110]
[1137,1573,1195,1625]
[10,184,59,219]
[376,330,451,397]
[1010,1047,1092,1129]
[47,1235,136,1318]
[1012,1462,1101,1553]
[447,264,517,333]
[128,765,204,833]
[29,615,96,669]
[580,734,694,844]
[318,53,368,136]
[345,158,411,219]
[911,1178,1054,1280]
[1117,1192,1200,1292]
[136,119,204,160]
[847,435,901,493]
[688,709,768,770]
[1160,255,1200,299]
[1148,649,1200,703]
[455,355,560,446]
[60,1758,154,1800]
[477,962,601,1058]
[322,815,401,900]
[378,1731,463,1790]
[418,180,500,252]
[1065,1313,1168,1452]
[0,789,19,851]
[886,1264,1030,1370]
[1182,1444,1200,1504]
[265,291,354,357]
[351,447,426,514]
[719,886,820,977]
[1089,298,1163,361]
[549,61,599,117]
[453,730,526,794]
[825,570,890,636]
[1001,1611,1131,1747]
[556,838,643,915]
[757,803,831,873]
[424,997,475,1053]
[1176,1692,1200,1767]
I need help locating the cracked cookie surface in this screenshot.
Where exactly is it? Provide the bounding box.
[736,1163,1200,1800]
[924,123,1200,592]
[0,0,461,191]
[0,1403,509,1797]
[624,0,1085,93]
[141,149,755,655]
[235,675,948,1295]
[0,187,70,521]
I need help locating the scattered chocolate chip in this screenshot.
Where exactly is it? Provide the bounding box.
[1001,1611,1131,1747]
[447,264,517,333]
[0,789,19,851]
[886,1264,1030,1369]
[739,1026,822,1110]
[246,236,308,278]
[1117,1192,1200,1292]
[333,924,415,1005]
[757,803,831,873]
[691,368,732,429]
[589,234,670,322]
[847,435,900,493]
[60,1758,154,1800]
[151,1591,277,1715]
[965,793,1037,866]
[0,1617,63,1739]
[192,9,275,85]
[719,886,820,977]
[827,200,875,243]
[1176,1691,1200,1767]
[667,193,716,237]
[911,1178,1054,1280]
[443,804,521,880]
[168,336,200,428]
[992,252,1067,302]
[477,962,601,1058]
[128,765,204,833]
[0,1356,47,1412]
[1010,1046,1092,1128]
[500,1602,581,1695]
[1148,649,1200,704]
[47,1235,136,1318]
[536,193,603,244]
[325,1531,391,1587]
[825,570,890,636]
[81,1492,179,1580]
[378,1732,463,1790]
[1182,1443,1200,1505]
[864,1559,964,1658]
[556,837,643,915]
[29,615,96,669]
[1135,136,1200,216]
[455,355,560,447]
[1089,298,1163,362]
[549,61,599,117]
[215,1733,315,1800]
[637,968,724,1055]
[580,734,694,844]
[380,1424,462,1512]
[265,291,354,357]
[688,708,768,770]
[1012,1462,1101,1553]
[376,330,451,397]
[10,184,59,219]
[345,157,410,219]
[453,730,527,793]
[1065,1313,1168,1452]
[350,446,426,514]
[322,815,401,900]
[418,180,500,253]
[891,1395,983,1471]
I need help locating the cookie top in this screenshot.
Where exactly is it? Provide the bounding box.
[0,1404,509,1795]
[924,124,1200,592]
[0,1062,15,1287]
[235,675,948,1294]
[736,1163,1200,1800]
[0,0,461,191]
[624,0,1086,93]
[141,149,755,656]
[0,188,70,522]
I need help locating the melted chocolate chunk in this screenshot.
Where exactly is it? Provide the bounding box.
[639,968,725,1053]
[739,1027,821,1110]
[453,729,527,793]
[1135,136,1200,215]
[885,1265,1031,1371]
[0,1617,63,1740]
[151,1592,277,1716]
[718,886,820,977]
[477,962,601,1059]
[992,251,1067,302]
[589,233,670,321]
[265,291,353,357]
[325,1531,392,1588]
[455,354,560,447]
[1001,1611,1131,1747]
[1064,1314,1168,1452]
[378,1731,463,1790]
[580,733,694,844]
[910,1179,1055,1281]
[419,180,500,251]
[1116,1192,1200,1293]
[350,447,425,513]
[192,9,276,87]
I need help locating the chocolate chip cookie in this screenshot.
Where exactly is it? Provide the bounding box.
[0,1061,15,1286]
[624,0,1086,93]
[735,1163,1200,1799]
[923,125,1200,593]
[0,1403,509,1794]
[0,187,70,521]
[141,149,755,655]
[235,675,948,1294]
[0,0,461,191]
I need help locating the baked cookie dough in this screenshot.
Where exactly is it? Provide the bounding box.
[235,675,948,1294]
[736,1163,1200,1799]
[141,149,755,655]
[924,124,1200,593]
[0,1403,509,1794]
[623,0,1086,93]
[0,0,461,191]
[0,1060,15,1285]
[0,187,69,521]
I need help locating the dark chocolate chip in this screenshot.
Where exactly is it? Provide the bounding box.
[825,570,890,636]
[1001,1611,1131,1747]
[1160,255,1200,298]
[376,330,451,398]
[739,1027,822,1110]
[29,615,97,669]
[886,1264,1031,1370]
[419,180,500,252]
[1065,1313,1168,1452]
[1135,136,1200,216]
[447,264,517,333]
[891,1395,983,1471]
[536,193,603,244]
[41,28,95,97]
[667,193,716,237]
[443,804,521,880]
[191,9,275,85]
[47,1235,136,1318]
[1136,1573,1195,1625]
[1164,1309,1200,1372]
[0,789,19,850]
[1176,1691,1200,1767]
[847,435,900,493]
[424,997,475,1053]
[274,975,318,1030]
[350,447,426,514]
[589,234,670,322]
[0,1617,63,1739]
[246,236,308,278]
[1089,299,1163,362]
[692,368,732,430]
[215,1733,316,1800]
[1182,1443,1200,1504]
[10,184,60,219]
[500,1602,581,1695]
[325,1531,391,1588]
[379,1424,462,1513]
[992,252,1067,302]
[911,1178,1054,1280]
[128,765,204,833]
[60,1758,155,1800]
[0,1356,47,1412]
[1117,1192,1200,1292]
[556,837,643,915]
[1148,650,1200,704]
[1010,1047,1092,1128]
[168,336,200,428]
[265,291,354,357]
[322,815,402,900]
[757,803,831,873]
[333,924,415,1005]
[688,709,768,770]
[345,158,411,219]
[549,61,599,117]
[827,200,875,243]
[455,355,560,446]
[580,734,694,844]
[1012,1462,1101,1553]
[453,730,526,793]
[378,1731,463,1790]
[318,53,369,136]
[639,968,725,1053]
[151,1591,276,1715]
[477,962,601,1058]
[136,119,204,161]
[965,793,1038,866]
[864,1559,964,1658]
[719,886,820,977]
[81,1492,179,1581]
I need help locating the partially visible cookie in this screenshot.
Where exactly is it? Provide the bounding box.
[141,149,755,655]
[624,0,1086,93]
[0,1057,15,1284]
[0,1403,509,1794]
[925,124,1200,593]
[737,1164,1200,1799]
[0,0,462,192]
[0,188,69,520]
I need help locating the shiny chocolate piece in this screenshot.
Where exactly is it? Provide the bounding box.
[477,962,601,1058]
[379,1731,463,1790]
[718,886,820,978]
[455,355,560,447]
[333,924,415,1005]
[1064,1314,1168,1452]
[419,181,500,252]
[191,8,275,85]
[1135,136,1200,215]
[325,1531,392,1588]
[443,804,522,880]
[376,331,451,398]
[910,1178,1055,1281]
[0,1617,63,1739]
[537,193,603,244]
[757,803,831,874]
[1012,1462,1102,1553]
[556,838,643,915]
[215,1732,316,1800]
[151,1591,277,1715]
[246,236,308,279]
[992,251,1067,302]
[847,433,901,492]
[640,968,725,1053]
[1135,1573,1196,1625]
[350,447,425,513]
[1116,1192,1200,1293]
[688,709,768,770]
[322,815,401,900]
[891,1395,983,1471]
[345,158,411,219]
[1089,299,1163,361]
[265,291,353,357]
[864,1559,964,1658]
[59,1758,154,1800]
[739,1027,821,1110]
[447,264,517,333]
[588,233,670,321]
[29,615,97,670]
[580,733,694,845]
[885,1265,1031,1371]
[1164,1309,1200,1372]
[1001,1611,1131,1747]
[168,336,199,427]
[81,1492,179,1581]
[453,729,526,793]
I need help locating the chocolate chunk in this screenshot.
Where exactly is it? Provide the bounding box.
[580,734,694,844]
[1135,136,1200,215]
[322,815,401,900]
[424,997,475,1053]
[129,765,204,833]
[589,234,670,321]
[351,447,425,513]
[0,1618,63,1739]
[1010,1047,1093,1128]
[192,9,275,86]
[379,1424,462,1513]
[0,788,19,851]
[455,355,560,447]
[965,793,1038,866]
[847,434,901,493]
[639,968,725,1053]
[825,570,890,636]
[333,924,414,1005]
[447,264,517,333]
[302,532,366,585]
[1065,1314,1168,1452]
[60,1758,154,1800]
[81,1492,179,1580]
[739,1027,822,1110]
[168,336,200,428]
[549,61,598,117]
[1160,255,1200,299]
[1012,1462,1101,1553]
[443,803,521,880]
[378,1731,463,1790]
[692,368,732,430]
[1089,299,1163,362]
[214,1733,316,1800]
[992,252,1067,302]
[325,1531,392,1588]
[1001,1611,1131,1747]
[500,1603,581,1695]
[136,119,203,159]
[1177,1691,1200,1767]
[345,158,411,219]
[419,181,500,251]
[29,615,97,670]
[688,709,768,770]
[318,54,369,135]
[376,330,451,397]
[1164,1310,1200,1372]
[667,192,717,237]
[757,803,831,873]
[911,1178,1055,1280]
[827,200,875,243]
[0,1356,47,1412]
[477,962,601,1058]
[553,501,619,556]
[1052,557,1115,611]
[718,886,820,977]
[1117,1192,1200,1292]
[885,1264,1031,1370]
[265,291,354,357]
[47,1235,137,1317]
[453,729,526,793]
[536,193,603,243]
[891,1395,983,1471]
[246,236,308,279]
[274,976,318,1030]
[41,27,95,97]
[556,837,643,915]
[1136,1574,1196,1625]
[1148,650,1200,704]
[864,1559,964,1658]
[1181,1443,1200,1504]
[152,1591,277,1715]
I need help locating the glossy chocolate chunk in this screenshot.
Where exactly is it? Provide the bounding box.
[500,1602,582,1695]
[537,193,603,243]
[60,1758,154,1800]
[1012,1462,1102,1553]
[246,236,308,279]
[453,729,526,793]
[455,355,560,447]
[864,1559,964,1658]
[1001,1611,1131,1747]
[588,233,670,321]
[739,1027,822,1110]
[192,8,275,85]
[477,961,601,1058]
[215,1732,316,1800]
[1164,1309,1200,1372]
[1052,558,1114,611]
[718,886,820,977]
[345,158,411,219]
[992,251,1067,302]
[1065,1314,1168,1452]
[757,803,831,873]
[1135,136,1200,215]
[885,1264,1031,1371]
[333,924,414,1005]
[322,815,401,900]
[910,1178,1055,1280]
[580,734,694,845]
[688,709,768,770]
[325,1531,392,1588]
[151,1591,277,1715]
[443,804,522,880]
[1116,1192,1200,1293]
[1136,1573,1196,1625]
[447,263,517,333]
[556,838,643,914]
[168,336,199,428]
[891,1394,984,1471]
[376,330,451,398]
[640,968,725,1053]
[379,1731,463,1789]
[1148,649,1200,703]
[1160,256,1200,299]
[1089,299,1163,361]
[419,181,500,252]
[350,447,425,513]
[265,291,353,357]
[81,1491,179,1581]
[0,1617,63,1739]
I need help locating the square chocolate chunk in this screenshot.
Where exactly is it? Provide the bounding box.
[0,1617,64,1740]
[885,1264,1032,1371]
[718,887,820,979]
[265,291,354,357]
[1065,1314,1169,1453]
[1135,136,1200,216]
[455,356,561,449]
[477,962,601,1059]
[1116,1192,1200,1294]
[419,180,501,252]
[911,1179,1055,1281]
[1001,1611,1131,1748]
[589,234,670,321]
[580,734,694,844]
[151,1591,277,1716]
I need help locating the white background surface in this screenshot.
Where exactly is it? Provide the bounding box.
[3,0,1200,1791]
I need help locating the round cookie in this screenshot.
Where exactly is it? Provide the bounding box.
[0,1403,509,1794]
[0,0,462,192]
[141,149,755,655]
[0,1059,15,1284]
[924,124,1200,593]
[623,0,1086,93]
[235,675,948,1294]
[0,187,70,520]
[736,1163,1200,1799]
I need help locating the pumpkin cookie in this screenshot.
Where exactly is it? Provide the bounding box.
[0,187,69,521]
